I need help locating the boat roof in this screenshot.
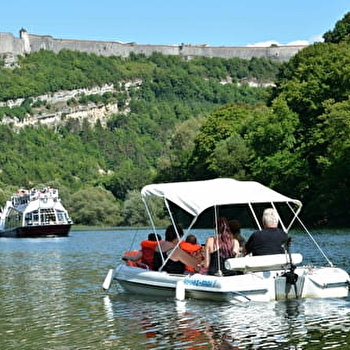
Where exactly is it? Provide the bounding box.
[141,178,302,217]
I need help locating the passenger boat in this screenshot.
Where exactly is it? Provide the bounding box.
[0,187,73,238]
[103,178,349,302]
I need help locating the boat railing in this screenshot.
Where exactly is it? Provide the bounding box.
[11,188,60,205]
[29,188,59,202]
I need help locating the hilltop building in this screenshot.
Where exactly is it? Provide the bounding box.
[0,29,306,63]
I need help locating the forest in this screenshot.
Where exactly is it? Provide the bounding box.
[0,12,349,227]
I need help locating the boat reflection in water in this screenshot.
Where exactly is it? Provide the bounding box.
[0,186,73,238]
[103,294,350,349]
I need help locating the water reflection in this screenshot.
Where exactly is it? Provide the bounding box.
[103,293,350,349]
[0,230,350,349]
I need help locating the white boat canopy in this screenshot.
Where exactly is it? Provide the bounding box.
[141,178,302,218]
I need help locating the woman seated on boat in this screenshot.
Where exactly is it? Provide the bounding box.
[245,208,288,256]
[203,217,240,276]
[153,224,201,274]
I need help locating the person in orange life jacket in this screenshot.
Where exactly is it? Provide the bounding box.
[122,232,162,269]
[179,234,203,273]
[140,233,162,270]
[153,225,201,274]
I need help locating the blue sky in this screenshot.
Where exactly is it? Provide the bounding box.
[1,1,349,46]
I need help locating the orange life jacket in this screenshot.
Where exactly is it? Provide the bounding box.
[123,250,141,267]
[179,241,203,272]
[141,240,159,270]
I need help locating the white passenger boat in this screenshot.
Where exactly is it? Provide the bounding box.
[103,178,349,302]
[0,187,73,238]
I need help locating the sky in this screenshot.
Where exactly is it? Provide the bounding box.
[1,1,349,47]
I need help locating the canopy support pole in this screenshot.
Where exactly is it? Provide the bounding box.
[248,203,261,230]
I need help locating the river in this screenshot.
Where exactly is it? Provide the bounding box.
[0,228,350,349]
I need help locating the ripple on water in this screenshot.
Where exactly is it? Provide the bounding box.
[100,293,350,349]
[1,230,350,349]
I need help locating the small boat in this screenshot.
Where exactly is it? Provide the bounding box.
[0,187,73,238]
[103,178,350,302]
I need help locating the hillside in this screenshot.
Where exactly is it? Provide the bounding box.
[0,50,279,226]
[1,12,350,227]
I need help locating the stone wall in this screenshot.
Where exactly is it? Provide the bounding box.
[0,30,306,62]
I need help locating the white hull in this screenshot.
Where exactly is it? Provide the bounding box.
[113,263,349,302]
[0,187,73,238]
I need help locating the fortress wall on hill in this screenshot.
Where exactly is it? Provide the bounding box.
[0,32,24,55]
[180,45,303,61]
[27,34,181,57]
[0,31,305,62]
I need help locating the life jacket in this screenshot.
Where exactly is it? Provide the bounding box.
[123,250,141,267]
[179,241,203,272]
[141,240,159,270]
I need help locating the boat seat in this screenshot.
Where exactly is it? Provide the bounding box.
[225,253,303,272]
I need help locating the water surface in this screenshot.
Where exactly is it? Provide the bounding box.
[0,228,350,349]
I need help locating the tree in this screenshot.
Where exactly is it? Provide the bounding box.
[207,134,251,179]
[323,12,350,43]
[66,187,122,226]
[304,98,350,225]
[122,189,167,226]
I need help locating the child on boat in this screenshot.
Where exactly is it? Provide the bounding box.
[153,225,201,274]
[179,234,203,273]
[140,233,162,270]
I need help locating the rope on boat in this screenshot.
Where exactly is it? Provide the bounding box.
[286,202,333,267]
[128,226,139,251]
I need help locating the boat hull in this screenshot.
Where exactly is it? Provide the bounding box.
[113,264,350,302]
[0,224,71,238]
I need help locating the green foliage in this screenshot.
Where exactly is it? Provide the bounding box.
[207,134,251,179]
[306,98,350,225]
[173,12,350,226]
[246,13,350,225]
[66,187,122,226]
[122,189,167,226]
[187,103,261,179]
[155,116,205,182]
[274,42,350,125]
[323,12,350,43]
[4,18,350,227]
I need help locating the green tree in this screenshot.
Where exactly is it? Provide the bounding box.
[188,103,262,179]
[122,189,167,226]
[305,98,350,225]
[323,12,350,43]
[67,187,122,226]
[207,133,251,179]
